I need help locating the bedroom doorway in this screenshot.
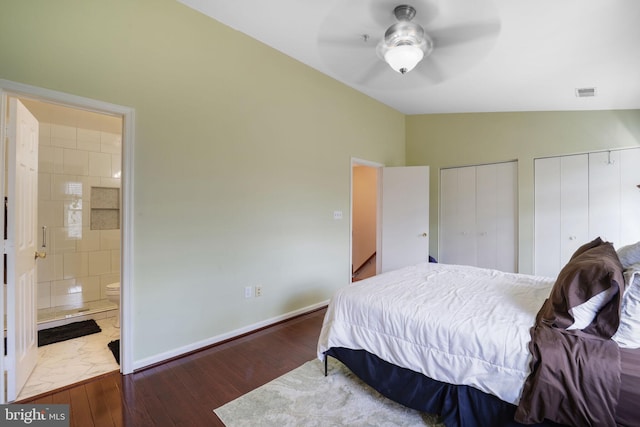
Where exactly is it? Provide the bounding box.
[351,162,380,282]
[350,158,431,283]
[0,79,134,402]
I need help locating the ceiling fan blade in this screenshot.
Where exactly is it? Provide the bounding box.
[318,34,376,50]
[414,55,446,85]
[316,0,502,90]
[354,60,389,86]
[428,20,501,50]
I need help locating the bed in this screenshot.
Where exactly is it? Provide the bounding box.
[317,238,640,427]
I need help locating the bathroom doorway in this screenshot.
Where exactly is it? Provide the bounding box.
[22,99,122,325]
[1,81,133,402]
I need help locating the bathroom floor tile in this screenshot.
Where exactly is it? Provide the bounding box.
[17,317,120,401]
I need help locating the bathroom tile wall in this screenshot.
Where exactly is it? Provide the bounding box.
[37,122,121,312]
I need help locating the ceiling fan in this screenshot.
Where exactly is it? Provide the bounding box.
[317,0,501,90]
[377,4,433,75]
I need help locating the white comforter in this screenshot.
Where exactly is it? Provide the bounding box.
[317,262,555,405]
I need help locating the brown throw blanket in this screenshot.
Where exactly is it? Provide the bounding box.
[515,238,625,426]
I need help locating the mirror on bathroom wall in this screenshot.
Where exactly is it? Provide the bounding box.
[90,187,120,230]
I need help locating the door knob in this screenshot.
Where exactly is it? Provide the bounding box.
[421,233,428,237]
[34,251,47,259]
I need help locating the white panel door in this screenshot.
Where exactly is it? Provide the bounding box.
[477,162,517,272]
[494,161,518,272]
[589,151,621,245]
[534,157,562,277]
[441,162,516,271]
[560,154,589,264]
[380,166,429,273]
[476,164,498,269]
[6,99,40,402]
[619,147,640,248]
[455,166,477,266]
[439,166,477,266]
[439,168,460,265]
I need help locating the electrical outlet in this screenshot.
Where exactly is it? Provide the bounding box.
[244,286,253,298]
[255,285,263,297]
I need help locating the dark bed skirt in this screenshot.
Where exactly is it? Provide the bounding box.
[324,347,562,427]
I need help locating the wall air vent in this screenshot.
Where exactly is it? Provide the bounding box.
[575,87,597,97]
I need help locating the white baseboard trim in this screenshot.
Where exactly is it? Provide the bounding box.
[132,300,329,372]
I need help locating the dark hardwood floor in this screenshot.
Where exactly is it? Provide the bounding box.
[20,307,327,426]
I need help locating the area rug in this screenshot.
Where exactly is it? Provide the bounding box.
[38,319,101,347]
[214,358,444,426]
[108,339,120,364]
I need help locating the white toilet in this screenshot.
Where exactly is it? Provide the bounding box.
[106,282,121,328]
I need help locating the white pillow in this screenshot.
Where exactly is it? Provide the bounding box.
[617,241,640,269]
[612,263,640,348]
[566,286,617,330]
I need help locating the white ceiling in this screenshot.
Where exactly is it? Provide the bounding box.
[178,0,640,115]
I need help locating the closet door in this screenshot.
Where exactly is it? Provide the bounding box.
[620,148,640,247]
[534,154,589,277]
[589,148,640,249]
[440,162,517,271]
[589,151,621,245]
[559,154,589,263]
[439,168,460,265]
[439,166,476,266]
[534,157,562,277]
[455,166,477,266]
[477,162,517,272]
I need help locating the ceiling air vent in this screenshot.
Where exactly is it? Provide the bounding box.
[575,87,597,98]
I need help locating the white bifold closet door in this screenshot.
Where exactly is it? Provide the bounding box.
[439,161,517,272]
[589,149,640,248]
[534,154,589,278]
[534,147,640,278]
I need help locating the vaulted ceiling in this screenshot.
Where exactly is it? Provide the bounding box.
[178,0,640,115]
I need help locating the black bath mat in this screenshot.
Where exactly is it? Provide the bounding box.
[108,339,120,364]
[38,319,102,347]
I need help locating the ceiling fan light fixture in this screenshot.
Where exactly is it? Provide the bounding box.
[377,5,432,75]
[384,44,425,74]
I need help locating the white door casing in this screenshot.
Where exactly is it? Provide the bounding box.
[379,166,430,273]
[6,98,40,401]
[0,79,135,391]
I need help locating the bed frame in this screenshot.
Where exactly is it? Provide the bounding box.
[323,346,640,427]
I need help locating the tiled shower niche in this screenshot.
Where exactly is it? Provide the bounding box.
[91,187,120,230]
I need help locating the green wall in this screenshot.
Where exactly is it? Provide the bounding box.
[406,110,640,273]
[3,0,638,367]
[0,0,405,363]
